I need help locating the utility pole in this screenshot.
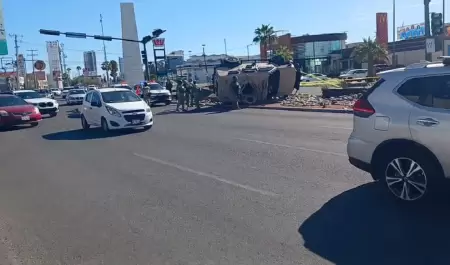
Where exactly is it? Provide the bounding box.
[9,34,21,90]
[247,44,251,60]
[27,49,38,89]
[202,44,208,83]
[224,39,227,56]
[392,0,396,66]
[425,0,432,61]
[100,14,110,85]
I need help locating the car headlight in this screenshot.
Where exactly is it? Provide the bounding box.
[145,107,151,112]
[33,107,40,114]
[105,105,121,117]
[0,110,9,116]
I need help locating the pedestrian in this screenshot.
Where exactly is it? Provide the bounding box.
[293,63,302,94]
[166,80,173,93]
[176,80,186,112]
[230,75,241,109]
[142,84,151,105]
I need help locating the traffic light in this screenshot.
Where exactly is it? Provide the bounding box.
[152,29,166,38]
[141,50,147,64]
[431,12,444,36]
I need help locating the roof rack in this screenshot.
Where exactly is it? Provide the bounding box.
[404,57,450,70]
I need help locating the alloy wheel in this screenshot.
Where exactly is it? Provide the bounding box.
[385,157,427,201]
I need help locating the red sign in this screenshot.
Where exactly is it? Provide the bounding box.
[152,38,165,48]
[0,72,16,78]
[376,13,388,48]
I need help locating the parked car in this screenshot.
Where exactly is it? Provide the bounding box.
[51,88,62,96]
[66,89,87,105]
[0,94,42,128]
[13,90,59,116]
[80,88,153,132]
[347,58,450,202]
[61,87,73,99]
[339,69,368,79]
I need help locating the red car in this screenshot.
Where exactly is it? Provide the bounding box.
[0,94,42,128]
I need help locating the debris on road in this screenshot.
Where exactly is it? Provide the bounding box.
[281,93,361,109]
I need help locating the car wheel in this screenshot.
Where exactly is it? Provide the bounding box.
[101,117,109,132]
[30,122,38,127]
[81,115,90,130]
[377,149,443,202]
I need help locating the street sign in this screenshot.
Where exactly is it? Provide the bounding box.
[34,60,46,71]
[426,38,436,53]
[152,38,165,48]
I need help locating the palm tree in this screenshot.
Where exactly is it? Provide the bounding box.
[252,24,276,59]
[109,60,118,83]
[76,66,82,76]
[275,46,293,62]
[354,37,389,76]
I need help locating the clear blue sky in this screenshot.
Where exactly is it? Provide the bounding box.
[2,0,446,75]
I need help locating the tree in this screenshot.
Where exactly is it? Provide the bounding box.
[62,73,70,87]
[76,66,82,76]
[275,46,293,62]
[109,60,118,83]
[252,24,276,59]
[354,37,389,76]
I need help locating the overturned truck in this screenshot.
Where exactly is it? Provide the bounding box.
[215,61,295,104]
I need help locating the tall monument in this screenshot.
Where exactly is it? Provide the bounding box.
[120,3,144,84]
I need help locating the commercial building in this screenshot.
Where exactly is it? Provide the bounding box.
[166,50,184,73]
[83,51,97,76]
[46,41,63,88]
[259,32,346,73]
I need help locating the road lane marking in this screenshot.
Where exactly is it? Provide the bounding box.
[319,125,353,130]
[234,138,346,157]
[133,153,279,197]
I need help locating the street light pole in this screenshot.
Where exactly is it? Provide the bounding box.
[392,0,396,66]
[100,14,110,85]
[202,44,207,73]
[425,0,432,61]
[246,44,251,60]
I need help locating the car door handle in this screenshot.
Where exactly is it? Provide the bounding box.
[416,117,440,127]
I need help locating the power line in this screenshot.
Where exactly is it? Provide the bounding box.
[26,49,38,88]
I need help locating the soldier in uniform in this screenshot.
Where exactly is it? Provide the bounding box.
[183,80,191,109]
[142,83,151,105]
[192,80,200,109]
[176,80,186,112]
[230,75,242,109]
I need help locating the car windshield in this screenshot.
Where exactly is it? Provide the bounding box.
[15,91,42,99]
[115,85,132,90]
[149,84,164,90]
[101,90,141,103]
[0,96,28,107]
[69,89,85,94]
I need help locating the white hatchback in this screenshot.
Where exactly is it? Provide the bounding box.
[80,88,153,132]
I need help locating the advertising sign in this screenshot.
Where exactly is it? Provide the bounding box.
[152,38,165,49]
[0,0,7,55]
[34,60,46,71]
[397,23,425,40]
[46,41,62,81]
[17,54,25,79]
[376,13,388,47]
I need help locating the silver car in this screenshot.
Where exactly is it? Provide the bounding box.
[347,58,450,202]
[66,89,86,105]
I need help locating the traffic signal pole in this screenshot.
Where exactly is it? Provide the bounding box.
[425,0,432,61]
[143,44,150,80]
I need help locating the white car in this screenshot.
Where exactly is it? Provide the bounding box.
[80,88,153,132]
[13,90,59,116]
[51,88,62,96]
[66,89,87,105]
[339,69,368,79]
[148,82,172,105]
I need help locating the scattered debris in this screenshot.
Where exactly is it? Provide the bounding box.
[281,93,361,109]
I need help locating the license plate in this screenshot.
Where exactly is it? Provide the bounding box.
[21,116,30,121]
[132,120,140,125]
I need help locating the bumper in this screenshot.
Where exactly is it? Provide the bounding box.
[67,99,83,104]
[0,113,42,127]
[347,135,377,173]
[107,113,154,130]
[39,107,59,114]
[150,95,171,103]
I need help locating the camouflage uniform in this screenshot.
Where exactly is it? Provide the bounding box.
[176,81,186,111]
[230,76,241,109]
[192,80,200,109]
[183,80,191,109]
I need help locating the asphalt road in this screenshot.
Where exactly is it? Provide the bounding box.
[1,101,450,265]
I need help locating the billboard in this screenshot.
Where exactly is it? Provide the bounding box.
[17,54,26,79]
[376,13,388,47]
[397,23,425,41]
[0,0,7,55]
[46,41,62,81]
[152,38,165,49]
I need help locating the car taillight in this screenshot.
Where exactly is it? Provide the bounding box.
[353,98,375,118]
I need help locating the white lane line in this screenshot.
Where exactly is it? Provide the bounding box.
[235,138,346,157]
[133,153,279,197]
[319,125,353,130]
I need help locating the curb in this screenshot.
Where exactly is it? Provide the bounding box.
[248,105,353,114]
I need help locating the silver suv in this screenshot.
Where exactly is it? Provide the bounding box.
[347,58,450,202]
